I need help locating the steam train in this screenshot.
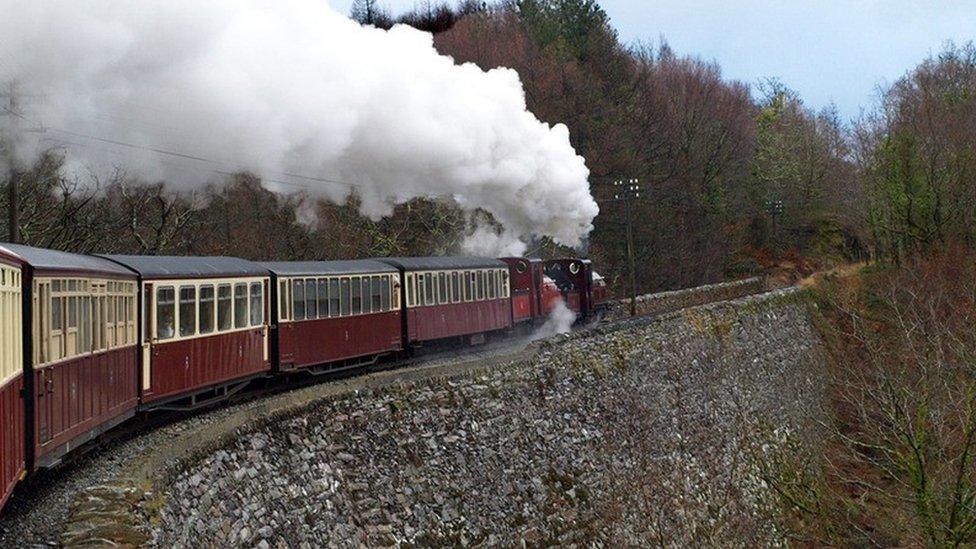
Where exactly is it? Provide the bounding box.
[0,243,609,511]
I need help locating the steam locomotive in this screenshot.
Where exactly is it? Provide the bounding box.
[0,243,608,511]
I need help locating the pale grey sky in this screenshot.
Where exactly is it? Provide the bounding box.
[328,0,976,120]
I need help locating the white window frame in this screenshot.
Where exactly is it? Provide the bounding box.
[34,276,137,368]
[146,276,269,345]
[1,264,22,386]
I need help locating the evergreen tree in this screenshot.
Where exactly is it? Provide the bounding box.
[514,0,612,60]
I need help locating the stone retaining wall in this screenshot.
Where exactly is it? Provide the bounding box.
[607,276,767,320]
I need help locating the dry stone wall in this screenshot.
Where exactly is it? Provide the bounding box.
[151,288,825,547]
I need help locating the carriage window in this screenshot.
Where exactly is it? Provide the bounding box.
[218,284,233,331]
[488,271,497,299]
[250,283,264,326]
[360,277,371,314]
[123,295,137,343]
[279,280,289,321]
[107,294,118,348]
[340,278,351,316]
[142,288,152,344]
[107,295,115,328]
[179,286,196,337]
[50,293,65,361]
[371,276,382,312]
[199,285,215,334]
[417,274,426,308]
[329,278,340,317]
[126,294,135,345]
[351,277,362,315]
[293,279,306,321]
[305,279,318,319]
[468,272,476,301]
[52,297,63,334]
[100,293,109,350]
[477,271,485,300]
[156,287,175,340]
[424,273,434,306]
[67,296,78,329]
[81,297,91,353]
[317,279,328,318]
[451,272,460,303]
[438,273,447,305]
[108,293,119,348]
[406,274,415,307]
[381,276,391,311]
[502,270,510,297]
[234,283,248,328]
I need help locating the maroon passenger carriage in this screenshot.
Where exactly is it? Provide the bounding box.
[0,244,139,473]
[101,256,271,410]
[264,261,402,373]
[382,257,512,346]
[0,246,24,509]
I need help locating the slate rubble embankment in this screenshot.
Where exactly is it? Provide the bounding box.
[152,287,824,547]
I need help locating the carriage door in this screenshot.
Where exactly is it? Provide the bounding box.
[141,283,153,393]
[532,263,544,318]
[263,279,269,362]
[278,279,295,367]
[35,280,53,445]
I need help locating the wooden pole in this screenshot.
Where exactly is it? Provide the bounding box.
[4,81,19,243]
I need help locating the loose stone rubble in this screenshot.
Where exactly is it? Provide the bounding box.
[153,289,825,547]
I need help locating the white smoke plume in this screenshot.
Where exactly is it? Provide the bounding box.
[531,299,577,341]
[0,0,598,256]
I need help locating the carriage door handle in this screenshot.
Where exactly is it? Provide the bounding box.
[46,372,54,395]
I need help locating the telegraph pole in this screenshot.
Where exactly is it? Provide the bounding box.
[612,178,641,316]
[2,81,20,243]
[1,81,43,244]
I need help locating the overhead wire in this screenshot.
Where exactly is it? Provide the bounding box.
[2,105,366,193]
